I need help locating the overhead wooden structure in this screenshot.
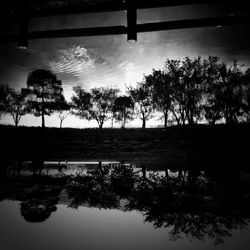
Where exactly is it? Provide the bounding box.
[0,0,249,48]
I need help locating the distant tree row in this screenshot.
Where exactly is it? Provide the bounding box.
[0,56,250,128]
[135,56,250,128]
[71,57,250,128]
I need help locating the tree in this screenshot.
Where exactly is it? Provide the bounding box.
[22,69,64,128]
[5,90,29,127]
[0,84,11,119]
[220,61,245,124]
[89,87,119,128]
[164,59,186,125]
[128,82,153,128]
[243,68,250,122]
[54,96,71,128]
[180,57,204,125]
[71,85,92,125]
[201,56,225,124]
[113,96,134,128]
[145,69,173,128]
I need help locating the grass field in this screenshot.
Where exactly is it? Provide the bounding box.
[0,124,249,169]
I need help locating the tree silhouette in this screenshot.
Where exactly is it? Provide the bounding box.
[220,61,245,124]
[180,57,204,125]
[128,82,153,128]
[164,59,186,125]
[244,68,250,121]
[0,84,11,119]
[89,87,119,128]
[54,96,71,128]
[4,89,29,127]
[22,69,64,128]
[145,69,173,128]
[202,56,224,124]
[113,96,134,128]
[71,85,92,125]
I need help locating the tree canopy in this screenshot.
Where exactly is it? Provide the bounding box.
[22,69,64,128]
[72,86,119,128]
[113,96,134,128]
[0,84,11,119]
[5,90,29,127]
[128,82,153,128]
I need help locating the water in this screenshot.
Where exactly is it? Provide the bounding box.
[1,160,250,250]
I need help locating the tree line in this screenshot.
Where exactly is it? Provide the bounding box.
[0,56,250,128]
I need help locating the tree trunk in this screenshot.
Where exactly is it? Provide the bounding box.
[188,117,194,125]
[210,117,216,125]
[60,119,63,128]
[42,114,45,128]
[41,99,45,128]
[142,166,146,179]
[172,110,180,125]
[99,120,104,129]
[15,114,19,127]
[142,113,146,128]
[181,110,186,125]
[165,169,169,183]
[164,111,168,128]
[111,117,114,129]
[187,110,194,125]
[122,116,126,129]
[142,118,146,129]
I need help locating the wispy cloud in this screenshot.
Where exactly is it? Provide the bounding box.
[49,45,95,77]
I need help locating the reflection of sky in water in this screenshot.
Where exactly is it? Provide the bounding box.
[1,200,250,250]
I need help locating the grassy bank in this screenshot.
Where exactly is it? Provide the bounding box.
[0,124,249,169]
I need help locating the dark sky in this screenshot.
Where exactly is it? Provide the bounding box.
[0,1,250,127]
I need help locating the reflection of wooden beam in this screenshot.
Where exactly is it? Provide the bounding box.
[0,15,249,43]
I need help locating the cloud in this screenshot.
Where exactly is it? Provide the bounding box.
[49,45,95,77]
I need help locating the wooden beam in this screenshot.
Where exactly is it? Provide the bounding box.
[1,0,236,19]
[127,0,137,42]
[0,15,249,43]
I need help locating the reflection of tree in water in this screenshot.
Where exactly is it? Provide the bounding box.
[20,198,57,223]
[67,175,119,209]
[111,163,134,197]
[67,162,135,209]
[2,160,250,244]
[0,161,67,223]
[19,175,66,222]
[126,168,250,244]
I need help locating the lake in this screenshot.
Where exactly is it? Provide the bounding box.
[1,160,250,250]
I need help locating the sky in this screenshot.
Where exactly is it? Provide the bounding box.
[0,2,250,128]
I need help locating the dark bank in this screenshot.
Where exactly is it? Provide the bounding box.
[1,123,249,169]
